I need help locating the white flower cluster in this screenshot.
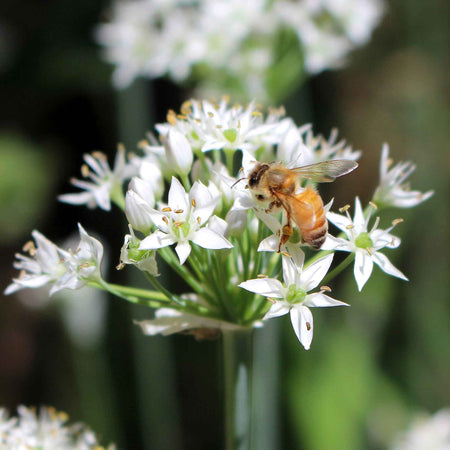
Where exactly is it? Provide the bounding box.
[5,99,432,350]
[96,0,385,99]
[0,405,114,449]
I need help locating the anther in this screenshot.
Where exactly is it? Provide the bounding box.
[162,207,172,212]
[346,224,354,229]
[167,110,177,125]
[177,114,187,120]
[281,251,291,258]
[267,297,276,304]
[117,143,125,152]
[174,221,183,228]
[191,199,196,207]
[339,204,351,213]
[92,151,106,160]
[257,274,268,278]
[137,139,149,149]
[392,218,404,226]
[251,111,262,117]
[207,112,214,118]
[306,322,311,331]
[197,217,201,224]
[23,241,35,254]
[366,247,373,256]
[116,262,125,270]
[174,209,184,214]
[81,164,90,177]
[320,285,332,292]
[162,217,169,225]
[369,201,378,209]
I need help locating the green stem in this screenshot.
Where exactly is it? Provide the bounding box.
[222,329,253,450]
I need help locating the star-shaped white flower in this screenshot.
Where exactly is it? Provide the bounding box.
[4,225,105,296]
[58,146,135,211]
[239,254,348,350]
[373,143,434,208]
[322,197,408,291]
[139,177,233,264]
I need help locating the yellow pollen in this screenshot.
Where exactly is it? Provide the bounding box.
[174,221,183,228]
[197,217,201,224]
[79,262,90,269]
[180,100,192,115]
[138,139,149,149]
[81,164,90,177]
[191,198,196,207]
[257,274,268,278]
[339,204,351,213]
[167,110,177,125]
[23,241,35,254]
[320,285,332,292]
[174,209,184,214]
[369,201,378,209]
[281,251,291,258]
[177,114,187,120]
[346,224,354,229]
[392,218,404,226]
[267,297,276,304]
[251,111,263,117]
[366,247,373,256]
[208,112,214,118]
[306,322,311,331]
[386,158,393,168]
[162,217,169,225]
[216,125,222,129]
[162,207,172,212]
[92,151,106,160]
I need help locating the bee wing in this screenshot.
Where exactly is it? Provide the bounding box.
[291,160,358,183]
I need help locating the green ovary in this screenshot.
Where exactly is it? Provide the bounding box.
[172,221,190,239]
[223,128,238,143]
[355,232,373,249]
[286,284,306,304]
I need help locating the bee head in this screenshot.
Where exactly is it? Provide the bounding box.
[248,163,270,188]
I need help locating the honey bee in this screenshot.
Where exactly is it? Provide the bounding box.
[247,160,358,250]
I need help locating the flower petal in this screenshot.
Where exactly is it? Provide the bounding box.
[191,228,233,250]
[282,256,299,287]
[304,292,349,308]
[168,177,188,212]
[327,211,352,234]
[175,241,191,265]
[290,306,314,350]
[140,230,175,250]
[264,301,290,319]
[372,252,408,281]
[354,251,373,291]
[238,278,284,298]
[300,254,334,291]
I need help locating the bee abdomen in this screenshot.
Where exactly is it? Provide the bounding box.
[302,216,328,249]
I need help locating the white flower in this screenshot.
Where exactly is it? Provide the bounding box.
[391,408,450,450]
[161,128,194,176]
[139,177,233,264]
[136,307,247,337]
[0,405,114,449]
[4,225,104,296]
[373,144,434,208]
[58,146,134,210]
[239,254,348,349]
[322,197,408,291]
[119,225,159,275]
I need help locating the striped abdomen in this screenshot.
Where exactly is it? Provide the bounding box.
[292,188,328,249]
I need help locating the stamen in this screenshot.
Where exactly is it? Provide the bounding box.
[197,217,201,224]
[392,218,404,226]
[281,251,291,258]
[369,201,378,210]
[207,112,214,118]
[173,221,183,228]
[18,269,26,279]
[92,151,106,160]
[306,322,311,331]
[117,143,125,152]
[366,247,373,256]
[216,125,222,129]
[257,274,268,278]
[79,262,90,269]
[320,285,332,292]
[339,204,350,213]
[267,297,276,304]
[81,164,90,177]
[162,207,172,212]
[346,224,354,229]
[174,209,184,214]
[177,114,187,120]
[162,217,169,225]
[251,111,263,117]
[180,100,192,115]
[167,110,177,125]
[137,139,149,149]
[116,262,125,270]
[191,198,196,207]
[23,241,35,254]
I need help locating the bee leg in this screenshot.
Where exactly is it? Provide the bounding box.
[278,221,293,252]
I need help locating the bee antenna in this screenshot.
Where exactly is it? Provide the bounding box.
[231,177,246,189]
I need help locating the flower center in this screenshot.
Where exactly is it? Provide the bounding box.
[286,284,306,304]
[171,220,191,239]
[223,128,238,143]
[355,232,374,249]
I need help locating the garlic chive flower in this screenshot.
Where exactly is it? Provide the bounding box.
[373,143,434,209]
[239,254,348,350]
[322,197,408,291]
[59,145,135,210]
[139,177,233,265]
[0,405,115,449]
[4,225,104,296]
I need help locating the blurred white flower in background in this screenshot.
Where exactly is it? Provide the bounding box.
[96,0,385,101]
